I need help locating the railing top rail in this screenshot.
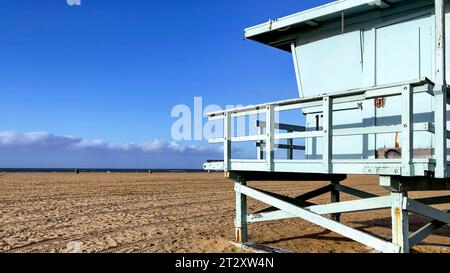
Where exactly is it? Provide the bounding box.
[207,78,434,118]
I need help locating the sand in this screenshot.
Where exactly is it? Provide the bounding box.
[0,172,449,253]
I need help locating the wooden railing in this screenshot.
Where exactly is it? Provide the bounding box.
[207,79,450,177]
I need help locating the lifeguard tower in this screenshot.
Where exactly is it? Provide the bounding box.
[204,0,450,253]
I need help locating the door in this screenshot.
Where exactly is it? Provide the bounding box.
[375,16,432,85]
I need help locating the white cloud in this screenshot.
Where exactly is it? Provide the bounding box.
[76,139,107,148]
[0,131,81,147]
[0,131,220,156]
[0,131,224,168]
[168,141,186,152]
[142,139,165,151]
[0,131,17,145]
[22,131,50,142]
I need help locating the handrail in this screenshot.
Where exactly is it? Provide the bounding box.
[256,120,306,132]
[207,78,434,118]
[208,122,435,144]
[208,79,440,176]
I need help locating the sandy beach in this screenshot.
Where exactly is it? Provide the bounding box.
[0,172,449,253]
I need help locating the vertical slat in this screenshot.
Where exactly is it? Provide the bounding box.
[391,191,410,253]
[235,179,248,243]
[287,129,294,160]
[266,106,275,172]
[224,112,232,171]
[435,0,447,178]
[323,97,332,173]
[435,90,447,178]
[401,85,413,177]
[257,121,264,160]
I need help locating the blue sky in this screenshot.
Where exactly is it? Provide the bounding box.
[0,0,332,168]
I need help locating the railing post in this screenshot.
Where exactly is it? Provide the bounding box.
[224,112,232,171]
[435,0,447,178]
[401,85,413,176]
[266,105,275,172]
[256,121,264,160]
[323,97,332,173]
[287,129,294,160]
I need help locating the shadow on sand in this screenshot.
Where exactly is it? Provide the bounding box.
[258,214,450,251]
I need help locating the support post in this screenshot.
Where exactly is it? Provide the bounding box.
[434,0,447,178]
[235,177,248,244]
[331,181,341,222]
[266,106,275,172]
[391,191,410,253]
[323,97,332,173]
[401,85,413,176]
[224,112,232,171]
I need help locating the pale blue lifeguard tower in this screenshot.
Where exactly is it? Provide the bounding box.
[204,0,450,253]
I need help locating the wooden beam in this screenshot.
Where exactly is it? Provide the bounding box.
[409,212,449,247]
[254,184,332,214]
[226,171,346,182]
[237,184,400,253]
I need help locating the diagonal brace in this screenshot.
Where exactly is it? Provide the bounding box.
[414,195,450,206]
[249,196,392,223]
[333,184,379,199]
[237,184,400,253]
[254,185,331,213]
[405,198,450,224]
[409,210,450,247]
